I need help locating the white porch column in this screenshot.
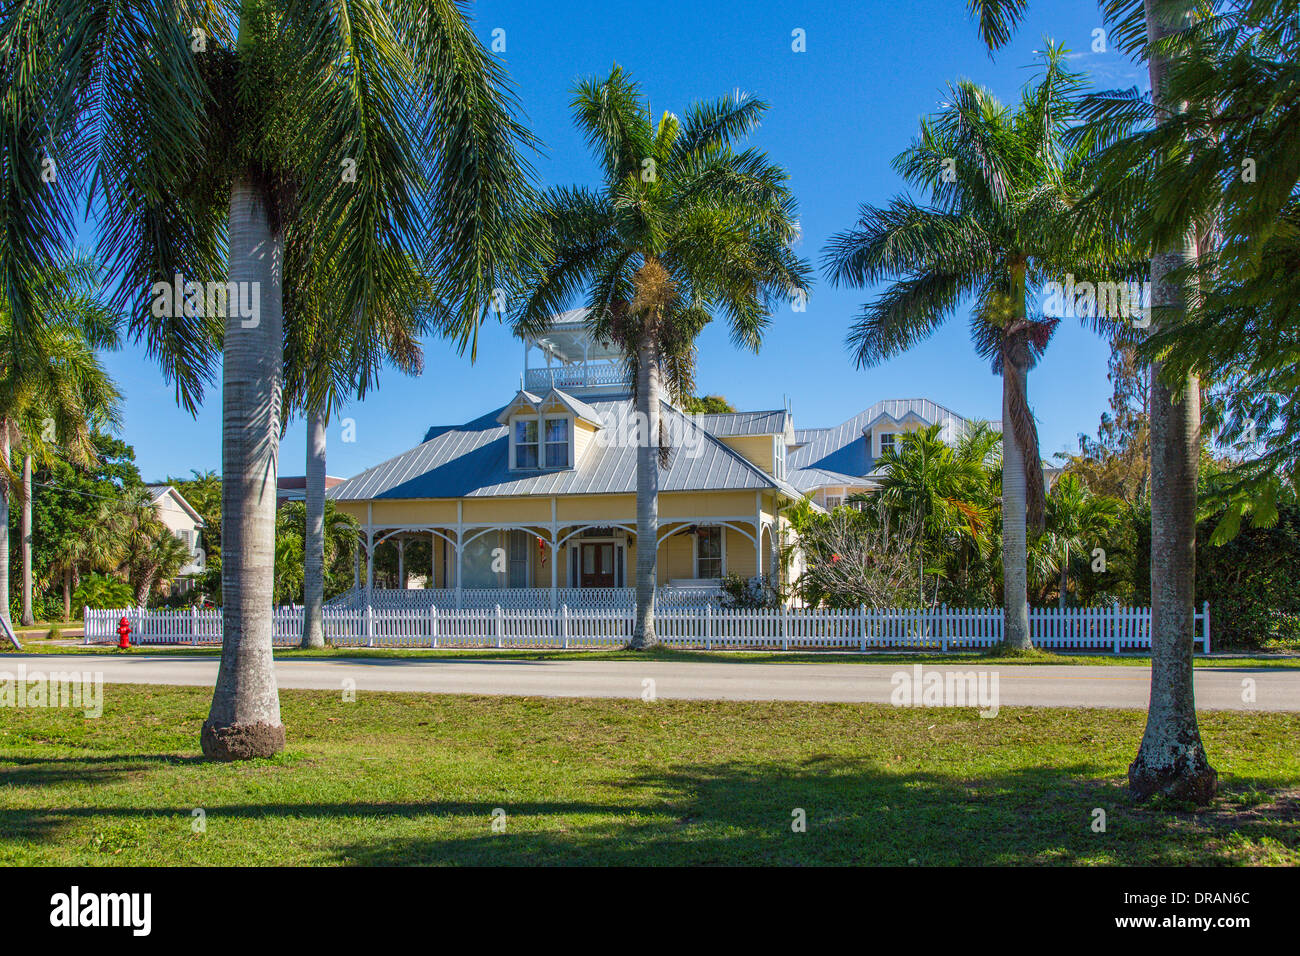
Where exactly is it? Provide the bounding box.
[397,539,405,589]
[364,529,375,608]
[455,502,463,608]
[431,532,437,589]
[755,492,764,580]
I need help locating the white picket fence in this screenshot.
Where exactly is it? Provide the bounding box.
[84,602,1211,652]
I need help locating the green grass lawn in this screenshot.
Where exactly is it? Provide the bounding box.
[1,684,1296,865]
[12,642,1300,668]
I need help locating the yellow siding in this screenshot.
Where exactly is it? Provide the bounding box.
[462,497,551,524]
[369,500,459,525]
[658,531,695,584]
[659,491,758,519]
[574,420,598,464]
[726,528,758,578]
[719,435,775,474]
[556,495,635,522]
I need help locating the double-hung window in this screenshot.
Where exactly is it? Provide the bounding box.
[514,418,539,468]
[544,417,570,468]
[696,527,722,579]
[879,432,897,457]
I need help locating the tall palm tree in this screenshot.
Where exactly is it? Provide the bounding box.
[5,1,538,758]
[284,250,436,648]
[0,253,120,627]
[511,65,811,648]
[968,0,1217,804]
[823,49,1120,651]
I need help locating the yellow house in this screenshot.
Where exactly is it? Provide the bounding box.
[327,313,990,603]
[328,313,805,599]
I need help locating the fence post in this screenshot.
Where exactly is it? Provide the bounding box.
[1203,600,1211,654]
[859,605,866,651]
[495,604,504,649]
[706,604,713,650]
[1112,603,1121,654]
[782,604,789,651]
[562,604,569,649]
[365,604,374,648]
[83,606,90,645]
[431,605,439,649]
[941,604,949,653]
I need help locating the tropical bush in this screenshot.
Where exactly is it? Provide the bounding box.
[72,573,134,611]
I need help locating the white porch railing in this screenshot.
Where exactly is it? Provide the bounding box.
[325,587,722,610]
[84,602,1211,652]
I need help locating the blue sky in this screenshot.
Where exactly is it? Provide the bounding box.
[90,0,1147,482]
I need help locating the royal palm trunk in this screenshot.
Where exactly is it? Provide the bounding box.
[202,176,286,761]
[301,403,327,648]
[20,454,33,625]
[630,336,661,649]
[0,427,9,625]
[1128,0,1216,803]
[1001,356,1031,650]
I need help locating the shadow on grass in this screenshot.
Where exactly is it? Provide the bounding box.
[4,753,1293,865]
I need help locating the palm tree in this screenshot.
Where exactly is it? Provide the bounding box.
[823,49,1121,651]
[284,251,436,648]
[867,424,996,605]
[6,1,538,758]
[968,0,1217,805]
[0,254,120,628]
[1040,473,1122,606]
[510,65,811,648]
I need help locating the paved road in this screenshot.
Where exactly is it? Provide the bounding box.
[4,654,1298,711]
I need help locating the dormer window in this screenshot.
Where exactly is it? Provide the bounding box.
[514,418,539,468]
[500,387,598,471]
[879,432,897,456]
[545,417,571,468]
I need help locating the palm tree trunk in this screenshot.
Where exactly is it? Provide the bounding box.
[1129,0,1216,804]
[202,175,286,761]
[20,454,33,625]
[0,425,10,627]
[63,567,71,621]
[1058,544,1068,610]
[1001,357,1031,651]
[301,403,327,648]
[629,336,661,649]
[135,568,154,608]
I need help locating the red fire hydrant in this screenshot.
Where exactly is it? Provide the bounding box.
[117,615,131,651]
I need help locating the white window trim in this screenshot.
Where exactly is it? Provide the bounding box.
[510,415,540,470]
[543,413,574,470]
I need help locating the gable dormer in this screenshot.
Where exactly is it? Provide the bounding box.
[498,388,603,471]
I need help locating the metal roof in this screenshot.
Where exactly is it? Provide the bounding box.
[328,397,798,502]
[787,399,980,489]
[696,409,794,440]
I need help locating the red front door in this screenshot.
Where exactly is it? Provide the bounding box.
[580,543,616,588]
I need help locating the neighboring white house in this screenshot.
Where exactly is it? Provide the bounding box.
[787,400,1000,509]
[145,484,206,593]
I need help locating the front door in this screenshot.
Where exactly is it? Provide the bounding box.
[580,542,616,588]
